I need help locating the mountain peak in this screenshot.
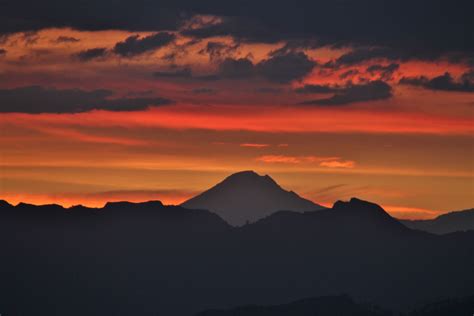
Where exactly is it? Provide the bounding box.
[0,200,12,208]
[220,170,279,188]
[332,197,406,230]
[333,198,390,216]
[181,171,324,226]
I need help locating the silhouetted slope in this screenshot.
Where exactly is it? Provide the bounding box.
[196,295,390,316]
[401,208,474,234]
[181,170,324,225]
[0,198,473,316]
[409,295,474,316]
[198,294,474,316]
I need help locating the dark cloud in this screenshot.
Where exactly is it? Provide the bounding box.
[97,97,172,111]
[191,88,216,94]
[54,36,80,43]
[0,86,172,113]
[154,53,315,83]
[181,16,281,43]
[0,3,183,35]
[294,84,338,94]
[153,67,193,79]
[1,1,473,64]
[269,39,324,56]
[255,87,284,94]
[218,58,256,79]
[339,69,359,79]
[324,47,454,69]
[257,52,316,83]
[113,32,176,57]
[301,80,392,105]
[21,31,40,45]
[161,39,200,62]
[0,48,6,56]
[399,72,474,93]
[461,70,474,82]
[366,63,399,80]
[74,47,108,61]
[199,41,240,61]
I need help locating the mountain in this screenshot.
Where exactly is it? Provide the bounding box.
[409,295,474,316]
[181,170,325,225]
[1,198,473,316]
[401,208,474,234]
[196,295,390,316]
[197,294,474,316]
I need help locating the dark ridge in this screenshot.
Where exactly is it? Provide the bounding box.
[16,202,65,211]
[0,199,13,208]
[196,295,390,316]
[401,208,474,234]
[103,200,164,209]
[0,197,473,315]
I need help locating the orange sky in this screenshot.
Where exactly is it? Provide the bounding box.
[0,28,473,219]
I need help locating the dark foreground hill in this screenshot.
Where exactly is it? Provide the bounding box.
[181,170,324,225]
[0,198,473,316]
[196,295,390,316]
[401,208,474,234]
[197,294,474,316]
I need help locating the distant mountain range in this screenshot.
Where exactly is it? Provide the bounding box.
[197,294,474,316]
[181,170,325,226]
[1,194,473,316]
[196,295,390,316]
[401,208,474,234]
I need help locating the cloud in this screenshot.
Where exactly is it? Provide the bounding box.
[0,48,6,56]
[257,155,302,163]
[326,48,400,68]
[153,67,193,79]
[255,87,284,94]
[54,36,80,43]
[366,63,399,80]
[154,52,316,83]
[1,1,473,65]
[399,72,474,93]
[0,86,172,113]
[191,87,216,94]
[301,80,392,106]
[319,160,355,168]
[199,41,239,61]
[240,143,270,148]
[218,57,256,79]
[257,155,355,168]
[294,84,338,94]
[339,69,359,79]
[256,154,348,164]
[257,52,316,83]
[113,32,175,57]
[207,52,315,83]
[74,47,108,61]
[181,16,280,43]
[323,43,462,70]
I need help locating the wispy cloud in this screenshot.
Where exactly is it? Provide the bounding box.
[256,155,354,168]
[240,143,270,148]
[319,160,355,169]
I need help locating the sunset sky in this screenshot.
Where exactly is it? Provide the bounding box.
[0,1,473,219]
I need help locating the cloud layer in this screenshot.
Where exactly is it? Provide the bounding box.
[0,86,172,113]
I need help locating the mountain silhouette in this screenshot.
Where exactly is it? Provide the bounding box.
[181,170,324,225]
[196,295,390,316]
[401,208,474,234]
[197,294,474,316]
[1,197,473,316]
